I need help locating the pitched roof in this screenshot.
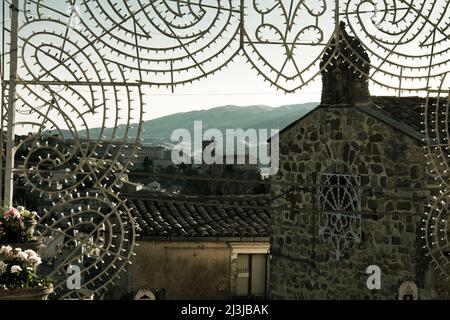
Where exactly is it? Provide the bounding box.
[277,96,447,143]
[360,96,449,142]
[368,96,424,133]
[124,193,271,239]
[355,96,426,141]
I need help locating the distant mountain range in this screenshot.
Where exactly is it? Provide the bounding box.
[75,102,318,147]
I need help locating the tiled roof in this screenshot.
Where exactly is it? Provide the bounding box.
[364,96,448,142]
[369,96,425,133]
[124,193,272,239]
[278,96,448,142]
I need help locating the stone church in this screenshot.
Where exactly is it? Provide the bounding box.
[270,22,449,299]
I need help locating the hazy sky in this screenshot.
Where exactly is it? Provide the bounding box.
[142,55,322,120]
[2,0,449,136]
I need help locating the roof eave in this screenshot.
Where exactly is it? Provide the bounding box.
[138,236,271,242]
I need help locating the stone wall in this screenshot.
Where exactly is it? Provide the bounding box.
[270,105,444,299]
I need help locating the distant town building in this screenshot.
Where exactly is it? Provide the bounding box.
[200,139,260,175]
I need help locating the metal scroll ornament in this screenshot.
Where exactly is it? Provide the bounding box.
[423,73,450,280]
[2,0,144,299]
[1,0,450,298]
[241,0,336,93]
[317,173,362,261]
[7,0,449,94]
[343,0,450,92]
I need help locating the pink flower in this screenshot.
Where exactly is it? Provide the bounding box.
[4,207,21,220]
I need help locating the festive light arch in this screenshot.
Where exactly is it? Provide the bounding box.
[1,0,450,297]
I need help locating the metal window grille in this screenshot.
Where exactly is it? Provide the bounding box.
[317,173,361,261]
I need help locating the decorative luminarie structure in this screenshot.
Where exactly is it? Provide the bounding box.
[0,0,449,296]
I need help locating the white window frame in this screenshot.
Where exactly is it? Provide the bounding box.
[229,242,270,299]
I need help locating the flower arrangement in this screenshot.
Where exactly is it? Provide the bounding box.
[0,246,52,291]
[0,206,38,244]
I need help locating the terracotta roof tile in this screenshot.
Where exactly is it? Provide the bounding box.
[124,193,271,238]
[369,96,425,132]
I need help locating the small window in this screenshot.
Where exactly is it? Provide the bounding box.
[235,254,268,299]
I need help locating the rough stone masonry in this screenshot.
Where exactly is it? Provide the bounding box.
[269,22,449,300]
